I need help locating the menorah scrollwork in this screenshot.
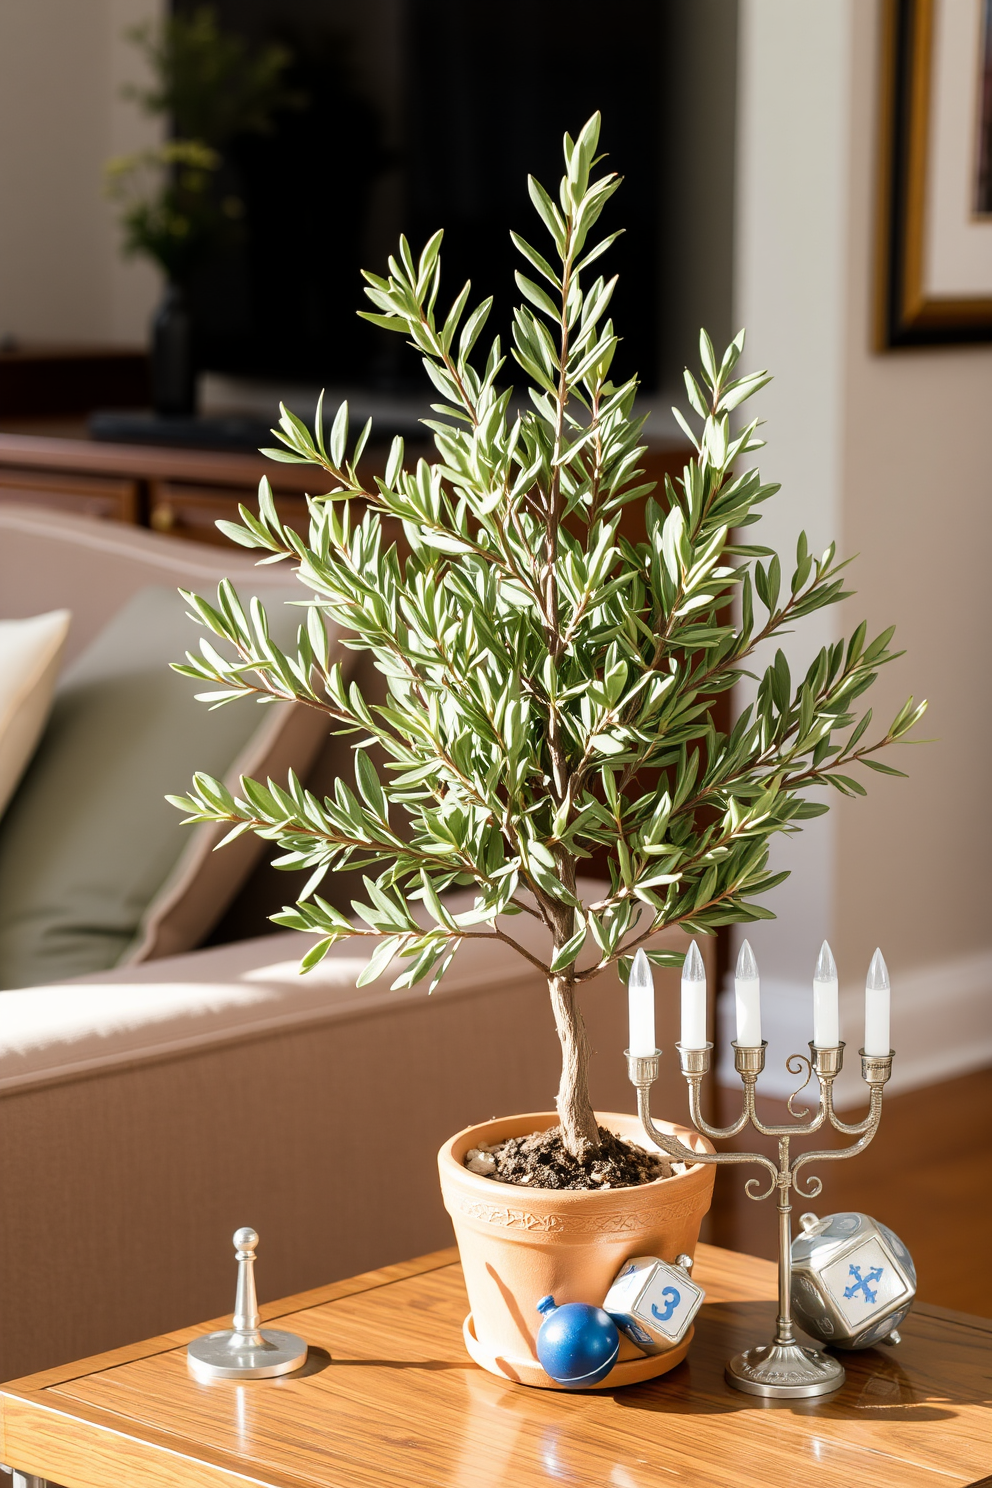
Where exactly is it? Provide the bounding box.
[627,1038,894,1398]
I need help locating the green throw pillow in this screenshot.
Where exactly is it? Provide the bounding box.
[0,585,302,989]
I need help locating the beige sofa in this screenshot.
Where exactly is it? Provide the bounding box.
[0,507,699,1384]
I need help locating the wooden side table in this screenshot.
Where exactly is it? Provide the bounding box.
[1,1243,989,1488]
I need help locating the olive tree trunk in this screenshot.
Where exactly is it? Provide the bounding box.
[548,972,601,1161]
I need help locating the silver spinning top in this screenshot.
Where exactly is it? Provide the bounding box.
[187,1227,308,1380]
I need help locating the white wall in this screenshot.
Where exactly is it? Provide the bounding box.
[728,0,851,1088]
[729,0,992,1100]
[0,0,163,346]
[833,0,992,1090]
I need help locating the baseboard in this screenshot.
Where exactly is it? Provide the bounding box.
[716,948,992,1108]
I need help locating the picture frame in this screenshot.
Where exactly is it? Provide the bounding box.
[878,0,992,346]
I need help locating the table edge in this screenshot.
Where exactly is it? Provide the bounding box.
[0,1389,323,1488]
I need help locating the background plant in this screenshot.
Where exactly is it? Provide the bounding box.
[104,140,232,283]
[106,6,300,283]
[169,114,924,1161]
[124,6,301,149]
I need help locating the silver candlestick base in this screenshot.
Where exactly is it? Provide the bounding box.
[627,1039,895,1401]
[724,1341,846,1399]
[187,1227,308,1381]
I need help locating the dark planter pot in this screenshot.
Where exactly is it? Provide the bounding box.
[150,283,195,417]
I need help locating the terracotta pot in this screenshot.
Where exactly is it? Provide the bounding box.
[438,1109,715,1388]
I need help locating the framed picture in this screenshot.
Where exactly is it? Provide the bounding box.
[878,0,992,345]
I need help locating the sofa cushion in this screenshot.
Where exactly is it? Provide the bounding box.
[125,692,328,965]
[0,584,327,988]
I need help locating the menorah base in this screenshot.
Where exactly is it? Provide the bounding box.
[724,1342,845,1399]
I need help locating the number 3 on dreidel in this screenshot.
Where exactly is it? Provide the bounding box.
[651,1287,680,1323]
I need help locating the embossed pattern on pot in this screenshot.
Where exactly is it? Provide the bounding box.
[452,1196,708,1234]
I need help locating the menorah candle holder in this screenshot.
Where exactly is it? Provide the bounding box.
[626,1038,894,1398]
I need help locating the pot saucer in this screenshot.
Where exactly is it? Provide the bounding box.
[462,1312,691,1389]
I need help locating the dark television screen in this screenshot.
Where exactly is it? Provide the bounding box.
[175,0,664,391]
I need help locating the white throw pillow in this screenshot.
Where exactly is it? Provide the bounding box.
[0,609,71,819]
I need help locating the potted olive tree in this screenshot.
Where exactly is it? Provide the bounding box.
[170,115,922,1386]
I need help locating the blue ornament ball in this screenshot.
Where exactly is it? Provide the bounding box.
[535,1295,620,1388]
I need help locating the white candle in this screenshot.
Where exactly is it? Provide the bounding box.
[812,940,839,1047]
[680,939,707,1048]
[734,939,762,1046]
[864,948,890,1055]
[627,948,656,1056]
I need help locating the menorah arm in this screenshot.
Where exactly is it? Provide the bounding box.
[674,1042,753,1138]
[746,1052,827,1137]
[822,1081,878,1135]
[790,1096,884,1198]
[634,1085,708,1165]
[634,1086,780,1199]
[684,1045,826,1140]
[820,1049,893,1135]
[686,1077,751,1139]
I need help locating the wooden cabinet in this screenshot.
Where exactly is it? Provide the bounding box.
[0,433,322,540]
[0,432,430,548]
[147,480,312,544]
[0,464,139,522]
[0,431,692,550]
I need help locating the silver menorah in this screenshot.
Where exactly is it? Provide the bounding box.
[627,1035,894,1398]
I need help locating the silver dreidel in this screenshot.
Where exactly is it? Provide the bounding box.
[187,1227,307,1380]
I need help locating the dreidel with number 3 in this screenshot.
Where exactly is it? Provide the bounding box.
[603,1254,704,1355]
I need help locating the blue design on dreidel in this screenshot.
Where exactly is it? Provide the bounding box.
[535,1295,620,1388]
[844,1264,883,1304]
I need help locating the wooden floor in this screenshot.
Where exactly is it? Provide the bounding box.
[706,1066,992,1316]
